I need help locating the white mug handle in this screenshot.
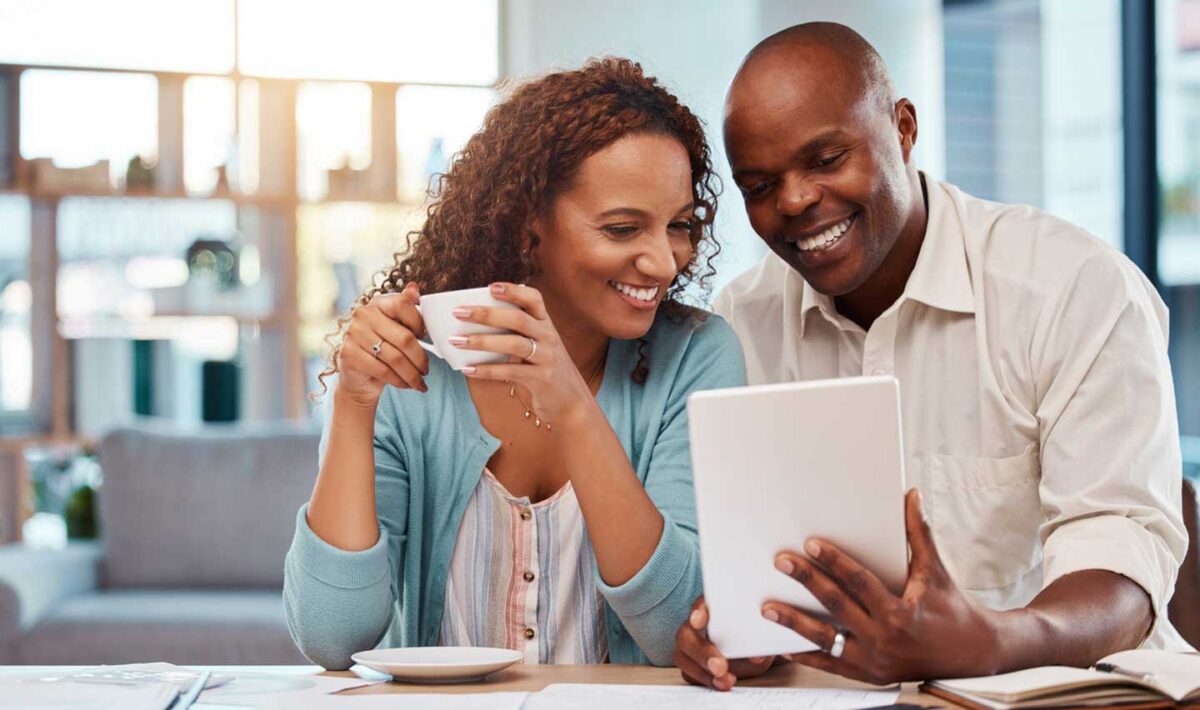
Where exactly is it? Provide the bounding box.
[413,303,442,358]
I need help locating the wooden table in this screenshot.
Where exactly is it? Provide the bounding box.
[2,663,956,707]
[329,663,950,705]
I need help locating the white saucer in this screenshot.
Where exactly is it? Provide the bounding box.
[351,647,523,683]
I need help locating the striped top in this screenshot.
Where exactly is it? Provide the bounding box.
[438,468,607,664]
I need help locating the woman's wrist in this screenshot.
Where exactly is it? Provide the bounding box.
[333,383,381,415]
[551,393,605,439]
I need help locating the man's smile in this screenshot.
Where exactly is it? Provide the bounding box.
[786,213,858,253]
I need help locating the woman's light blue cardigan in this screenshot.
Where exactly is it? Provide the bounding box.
[283,310,746,669]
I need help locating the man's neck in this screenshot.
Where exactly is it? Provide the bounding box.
[834,173,929,330]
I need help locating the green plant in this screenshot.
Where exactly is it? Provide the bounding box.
[63,485,97,539]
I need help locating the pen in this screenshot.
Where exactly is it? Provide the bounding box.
[1092,662,1156,684]
[173,670,211,710]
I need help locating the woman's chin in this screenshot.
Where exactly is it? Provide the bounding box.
[599,310,659,341]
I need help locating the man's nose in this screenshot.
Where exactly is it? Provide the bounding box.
[775,173,820,216]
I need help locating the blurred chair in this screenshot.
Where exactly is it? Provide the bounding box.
[1170,478,1200,649]
[0,421,319,664]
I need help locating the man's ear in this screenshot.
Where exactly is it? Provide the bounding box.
[895,98,919,162]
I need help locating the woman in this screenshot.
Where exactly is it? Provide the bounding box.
[283,57,745,669]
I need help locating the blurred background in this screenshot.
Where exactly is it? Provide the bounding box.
[0,0,1197,665]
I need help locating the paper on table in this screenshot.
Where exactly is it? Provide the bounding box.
[196,671,384,706]
[252,691,532,710]
[0,677,178,710]
[524,683,902,709]
[64,661,233,692]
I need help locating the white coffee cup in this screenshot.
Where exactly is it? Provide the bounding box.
[414,287,519,371]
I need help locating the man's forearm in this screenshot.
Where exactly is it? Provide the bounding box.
[991,570,1154,673]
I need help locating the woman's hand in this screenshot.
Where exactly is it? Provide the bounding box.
[674,596,777,691]
[451,282,598,427]
[336,282,431,407]
[763,489,1003,684]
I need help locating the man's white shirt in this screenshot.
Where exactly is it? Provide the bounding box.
[714,175,1190,649]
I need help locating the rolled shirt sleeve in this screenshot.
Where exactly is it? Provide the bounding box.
[1033,253,1187,644]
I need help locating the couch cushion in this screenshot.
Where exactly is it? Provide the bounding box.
[19,590,308,664]
[98,423,319,588]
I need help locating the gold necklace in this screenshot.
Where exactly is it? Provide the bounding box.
[507,352,606,432]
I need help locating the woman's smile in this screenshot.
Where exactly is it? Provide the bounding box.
[608,280,661,311]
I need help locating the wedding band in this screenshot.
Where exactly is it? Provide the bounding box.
[829,631,846,659]
[525,337,538,361]
[371,340,384,358]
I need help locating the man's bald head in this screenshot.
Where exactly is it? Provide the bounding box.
[722,21,924,305]
[728,22,897,119]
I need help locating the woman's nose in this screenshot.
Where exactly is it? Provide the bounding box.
[636,231,680,281]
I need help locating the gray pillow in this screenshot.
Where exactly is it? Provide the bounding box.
[98,422,319,588]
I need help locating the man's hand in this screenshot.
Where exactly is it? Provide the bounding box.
[674,597,776,691]
[762,489,1004,684]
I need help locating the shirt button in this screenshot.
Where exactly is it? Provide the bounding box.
[524,628,535,640]
[523,571,535,582]
[520,510,532,521]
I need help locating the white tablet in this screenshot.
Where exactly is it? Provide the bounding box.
[687,376,909,659]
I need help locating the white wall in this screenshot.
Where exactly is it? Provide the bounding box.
[503,0,945,298]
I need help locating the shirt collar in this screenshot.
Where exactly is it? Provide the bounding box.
[795,269,837,338]
[794,172,975,338]
[901,173,976,316]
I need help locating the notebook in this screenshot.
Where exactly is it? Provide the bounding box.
[922,650,1200,709]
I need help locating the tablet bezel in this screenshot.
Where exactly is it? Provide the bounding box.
[687,376,910,659]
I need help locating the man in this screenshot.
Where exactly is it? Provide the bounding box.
[674,22,1190,689]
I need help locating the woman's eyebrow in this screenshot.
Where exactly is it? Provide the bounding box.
[598,202,695,219]
[597,207,649,218]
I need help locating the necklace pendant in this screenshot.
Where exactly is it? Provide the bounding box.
[546,423,552,432]
[508,384,516,397]
[524,409,531,419]
[535,416,541,428]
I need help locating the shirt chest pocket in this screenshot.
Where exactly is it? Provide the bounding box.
[927,444,1042,591]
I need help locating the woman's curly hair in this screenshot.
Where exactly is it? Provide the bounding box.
[318,57,721,394]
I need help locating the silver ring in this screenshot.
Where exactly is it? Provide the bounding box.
[525,337,538,361]
[829,630,846,659]
[371,340,384,359]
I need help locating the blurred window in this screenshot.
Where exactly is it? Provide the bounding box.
[296,82,373,202]
[0,0,235,73]
[297,202,425,387]
[183,78,237,195]
[0,1,496,84]
[238,0,498,84]
[943,0,1123,247]
[0,196,31,417]
[396,86,496,202]
[20,70,158,188]
[56,197,237,322]
[1159,0,1200,472]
